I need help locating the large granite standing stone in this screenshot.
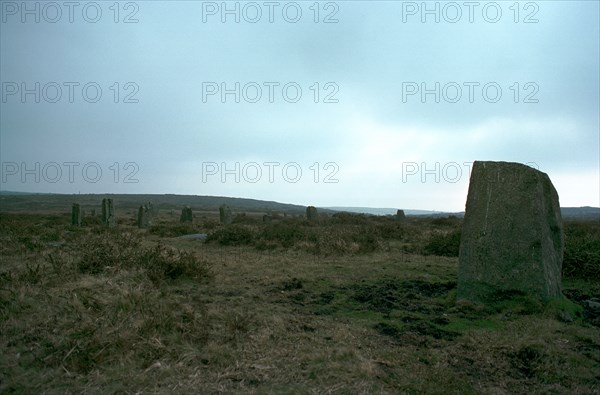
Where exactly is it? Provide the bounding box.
[180,206,193,223]
[458,161,564,302]
[306,206,318,222]
[71,203,82,226]
[102,198,116,227]
[219,204,232,225]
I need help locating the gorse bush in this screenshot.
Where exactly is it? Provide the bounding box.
[0,213,73,254]
[330,212,371,225]
[206,225,257,246]
[372,223,404,240]
[563,221,600,278]
[423,229,461,257]
[204,220,391,255]
[149,222,201,237]
[77,230,142,274]
[140,244,212,284]
[81,215,103,226]
[430,216,461,227]
[259,222,307,247]
[75,229,211,283]
[232,213,260,225]
[352,231,380,253]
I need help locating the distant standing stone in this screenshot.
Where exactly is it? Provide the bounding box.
[396,209,406,221]
[180,206,193,223]
[102,198,116,227]
[306,206,318,222]
[71,203,82,226]
[458,161,564,303]
[147,201,156,217]
[219,204,232,224]
[137,202,154,228]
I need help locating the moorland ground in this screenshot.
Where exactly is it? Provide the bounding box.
[1,206,599,394]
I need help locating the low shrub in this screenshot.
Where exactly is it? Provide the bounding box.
[139,244,212,284]
[232,213,260,225]
[352,232,381,253]
[149,223,200,237]
[330,212,371,225]
[562,221,600,278]
[75,229,211,284]
[206,225,256,246]
[423,229,461,257]
[259,222,307,248]
[430,216,461,227]
[77,230,142,274]
[373,222,404,240]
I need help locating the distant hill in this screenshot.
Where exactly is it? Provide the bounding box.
[0,192,309,214]
[0,192,597,220]
[0,190,48,196]
[326,206,600,220]
[323,207,464,217]
[560,207,600,220]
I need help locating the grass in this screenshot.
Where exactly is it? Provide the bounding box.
[0,211,599,393]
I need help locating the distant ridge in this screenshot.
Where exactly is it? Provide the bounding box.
[0,190,52,196]
[0,192,308,214]
[560,206,600,220]
[0,192,598,219]
[324,207,462,217]
[326,206,600,220]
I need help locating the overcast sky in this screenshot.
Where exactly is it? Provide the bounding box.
[1,0,598,211]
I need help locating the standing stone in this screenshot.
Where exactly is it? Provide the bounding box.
[396,209,406,221]
[147,201,156,218]
[458,161,564,303]
[71,203,82,226]
[137,205,144,227]
[91,209,96,217]
[102,198,116,227]
[137,203,153,228]
[219,204,232,225]
[180,206,193,223]
[306,206,318,222]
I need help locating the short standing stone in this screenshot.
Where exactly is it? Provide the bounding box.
[306,206,318,222]
[458,161,564,303]
[71,203,82,226]
[137,203,153,228]
[219,204,232,225]
[396,209,406,221]
[147,201,156,218]
[102,198,116,227]
[180,206,193,223]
